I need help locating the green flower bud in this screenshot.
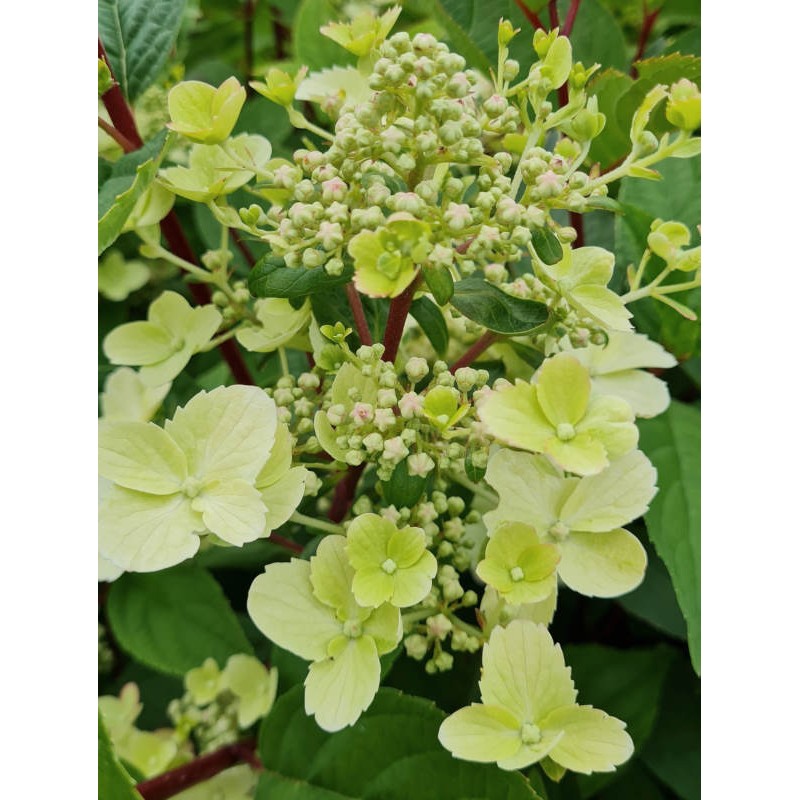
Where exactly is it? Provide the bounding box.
[404,634,430,660]
[666,79,701,131]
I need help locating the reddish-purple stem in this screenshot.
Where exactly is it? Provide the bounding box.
[569,211,585,247]
[98,117,136,152]
[99,37,254,386]
[231,228,256,267]
[562,0,582,36]
[328,464,365,523]
[512,0,546,29]
[346,283,373,345]
[136,740,260,800]
[548,0,559,28]
[449,331,500,373]
[631,3,661,77]
[382,275,422,363]
[270,533,304,554]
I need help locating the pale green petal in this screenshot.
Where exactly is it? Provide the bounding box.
[478,586,558,632]
[569,285,633,331]
[560,450,657,532]
[536,355,590,426]
[352,565,394,607]
[98,684,141,740]
[361,602,402,655]
[305,636,380,731]
[196,478,267,545]
[99,420,187,494]
[99,486,202,572]
[438,704,522,764]
[391,551,437,607]
[345,513,392,570]
[185,658,222,705]
[117,728,178,779]
[543,705,634,774]
[98,553,124,582]
[331,362,379,409]
[544,432,609,476]
[484,522,540,566]
[558,528,647,598]
[98,251,150,301]
[313,411,349,462]
[171,765,256,800]
[592,371,671,418]
[103,322,174,366]
[503,574,557,606]
[255,423,294,487]
[480,621,576,721]
[148,290,194,334]
[260,467,309,532]
[310,535,356,611]
[100,367,171,423]
[478,381,553,453]
[571,331,677,374]
[139,348,194,387]
[168,81,217,134]
[185,305,223,350]
[165,385,277,482]
[569,246,615,286]
[387,526,427,568]
[579,395,638,460]
[236,298,310,353]
[223,655,278,728]
[247,560,340,661]
[476,559,515,594]
[497,730,564,771]
[484,450,567,534]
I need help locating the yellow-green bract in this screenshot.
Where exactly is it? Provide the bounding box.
[438,621,633,773]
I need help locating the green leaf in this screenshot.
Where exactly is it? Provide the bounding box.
[640,656,700,800]
[98,132,172,255]
[423,266,455,306]
[410,297,449,357]
[615,157,701,359]
[107,564,254,676]
[587,69,635,168]
[431,0,496,76]
[99,0,186,101]
[637,401,700,674]
[294,0,357,70]
[248,255,354,299]
[556,0,628,73]
[381,457,431,510]
[530,227,564,266]
[563,644,674,798]
[450,278,549,335]
[257,686,542,799]
[99,713,144,800]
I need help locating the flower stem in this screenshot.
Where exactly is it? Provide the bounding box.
[346,282,373,345]
[562,0,583,36]
[328,463,366,522]
[445,610,486,642]
[449,331,499,373]
[290,512,345,535]
[512,0,545,30]
[631,2,661,77]
[382,275,422,363]
[98,117,136,152]
[270,534,304,554]
[136,739,260,800]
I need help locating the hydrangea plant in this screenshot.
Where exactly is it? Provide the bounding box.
[98,3,701,799]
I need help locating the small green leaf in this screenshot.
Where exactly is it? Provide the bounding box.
[410,297,449,357]
[423,266,455,306]
[98,132,171,255]
[530,227,564,266]
[99,0,187,101]
[107,564,254,676]
[450,279,549,335]
[99,713,144,800]
[248,256,354,299]
[637,401,700,674]
[257,686,542,799]
[381,458,431,510]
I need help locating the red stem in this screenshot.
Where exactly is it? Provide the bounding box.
[512,0,546,30]
[231,228,257,267]
[631,3,661,76]
[569,211,585,247]
[98,36,254,386]
[98,117,136,152]
[136,740,260,800]
[382,275,422,363]
[328,464,365,523]
[562,0,582,36]
[270,533,304,554]
[449,331,500,373]
[548,0,559,28]
[346,283,373,345]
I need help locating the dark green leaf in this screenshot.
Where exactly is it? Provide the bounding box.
[410,297,450,356]
[381,457,431,509]
[637,401,700,674]
[195,539,291,570]
[557,0,628,73]
[587,69,635,168]
[423,266,455,305]
[530,226,564,266]
[465,448,487,482]
[450,278,549,335]
[248,255,354,299]
[640,656,700,800]
[99,713,144,800]
[99,0,186,100]
[257,686,542,799]
[431,0,496,76]
[107,564,253,676]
